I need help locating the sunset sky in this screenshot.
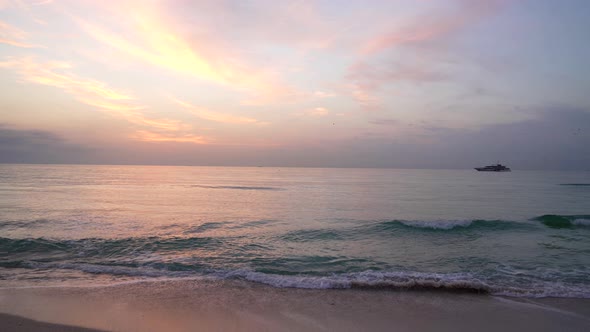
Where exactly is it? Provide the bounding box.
[1,0,589,169]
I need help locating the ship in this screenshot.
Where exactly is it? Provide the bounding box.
[475,163,511,172]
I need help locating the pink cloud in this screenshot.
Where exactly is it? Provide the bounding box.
[349,0,509,110]
[350,61,449,86]
[361,0,508,56]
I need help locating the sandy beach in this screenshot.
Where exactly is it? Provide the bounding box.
[0,313,103,332]
[1,279,589,332]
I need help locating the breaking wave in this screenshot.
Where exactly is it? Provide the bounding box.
[369,219,533,232]
[532,215,590,228]
[4,261,590,298]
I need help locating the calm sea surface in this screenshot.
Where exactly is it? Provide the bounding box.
[1,165,589,297]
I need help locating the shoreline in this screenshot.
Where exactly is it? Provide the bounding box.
[1,279,589,332]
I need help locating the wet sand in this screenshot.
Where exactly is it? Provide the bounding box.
[1,279,589,332]
[0,313,104,332]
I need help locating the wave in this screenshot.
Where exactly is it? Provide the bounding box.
[572,219,590,226]
[4,215,588,236]
[0,219,51,229]
[1,215,587,259]
[381,215,590,231]
[120,267,590,298]
[278,216,590,243]
[370,219,534,232]
[532,215,590,228]
[228,219,280,229]
[0,236,224,258]
[221,270,492,294]
[2,235,589,298]
[2,213,589,298]
[398,220,474,230]
[279,219,519,243]
[183,222,231,234]
[5,261,589,298]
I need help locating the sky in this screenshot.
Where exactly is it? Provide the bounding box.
[1,0,589,170]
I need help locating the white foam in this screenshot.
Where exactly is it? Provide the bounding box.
[216,269,490,291]
[400,220,473,230]
[13,263,590,299]
[572,219,590,226]
[218,269,590,298]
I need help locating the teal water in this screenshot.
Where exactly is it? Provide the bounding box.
[1,165,589,297]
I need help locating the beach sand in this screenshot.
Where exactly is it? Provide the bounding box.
[1,279,589,332]
[0,313,103,332]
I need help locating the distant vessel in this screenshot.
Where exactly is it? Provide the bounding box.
[475,163,511,172]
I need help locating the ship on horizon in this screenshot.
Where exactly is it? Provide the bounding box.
[475,163,511,172]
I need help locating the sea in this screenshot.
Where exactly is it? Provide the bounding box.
[1,164,589,298]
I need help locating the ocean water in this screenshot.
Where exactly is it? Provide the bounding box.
[1,164,589,298]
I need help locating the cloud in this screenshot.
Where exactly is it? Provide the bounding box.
[348,0,508,110]
[302,107,330,117]
[2,108,587,170]
[0,124,90,163]
[32,0,54,5]
[350,61,449,86]
[314,91,336,98]
[438,107,590,170]
[193,107,587,170]
[2,0,54,25]
[0,20,41,48]
[167,0,335,50]
[131,130,207,144]
[348,83,381,110]
[0,124,61,146]
[337,107,590,170]
[369,119,398,126]
[0,57,144,117]
[0,57,207,143]
[171,97,262,124]
[0,57,137,102]
[74,2,294,104]
[360,0,507,56]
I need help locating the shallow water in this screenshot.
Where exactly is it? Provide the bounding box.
[1,165,589,297]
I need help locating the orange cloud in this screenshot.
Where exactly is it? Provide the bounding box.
[0,57,141,108]
[171,97,263,125]
[0,57,206,143]
[349,83,380,111]
[314,91,336,98]
[132,130,208,144]
[0,20,40,48]
[3,0,53,25]
[302,107,330,117]
[75,4,290,103]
